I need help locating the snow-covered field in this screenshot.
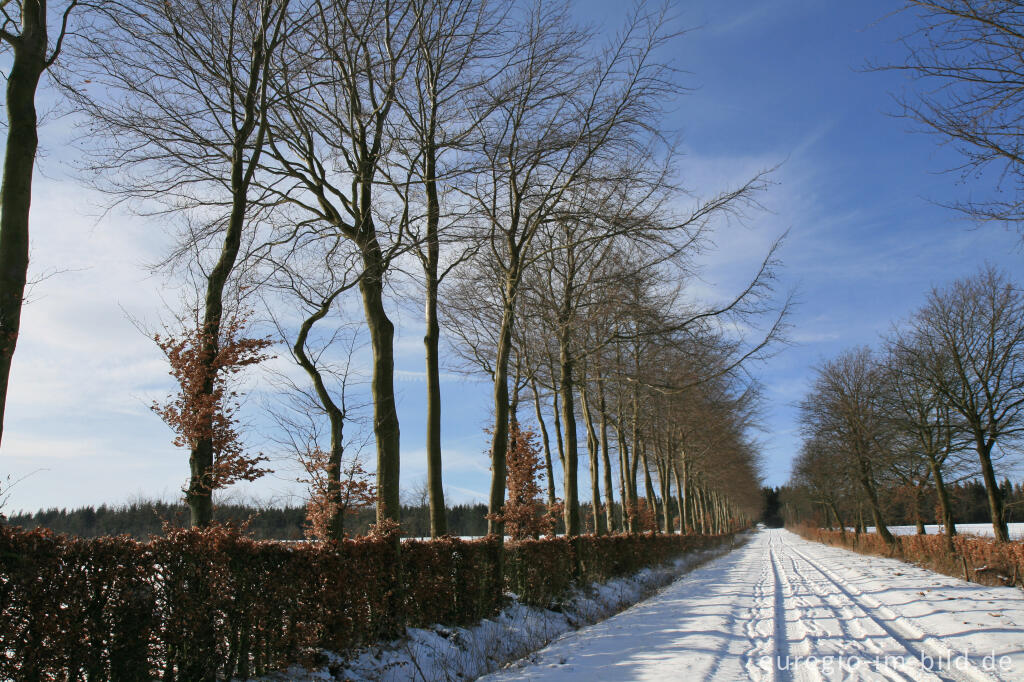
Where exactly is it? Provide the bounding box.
[486,529,1024,681]
[864,523,1024,540]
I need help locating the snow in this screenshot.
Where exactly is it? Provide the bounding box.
[863,524,1024,540]
[257,540,741,681]
[484,529,1024,681]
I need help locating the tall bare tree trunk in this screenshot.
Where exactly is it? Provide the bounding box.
[0,1,52,450]
[188,206,244,527]
[672,457,685,533]
[579,380,605,535]
[187,9,279,526]
[628,390,642,532]
[856,455,894,545]
[423,146,446,536]
[657,452,672,533]
[597,380,616,533]
[685,482,694,531]
[487,281,517,537]
[976,438,1010,542]
[360,247,401,527]
[615,420,633,532]
[407,0,496,538]
[531,380,557,506]
[695,485,706,534]
[551,386,566,470]
[928,459,956,553]
[640,445,658,531]
[559,337,580,536]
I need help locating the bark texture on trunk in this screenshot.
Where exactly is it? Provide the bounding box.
[598,386,615,533]
[928,459,957,553]
[579,381,605,535]
[422,145,447,538]
[189,180,247,527]
[0,1,49,450]
[856,455,894,545]
[559,342,580,536]
[359,250,401,527]
[291,296,348,540]
[487,294,516,537]
[531,381,557,506]
[975,439,1009,542]
[423,265,446,536]
[184,5,276,527]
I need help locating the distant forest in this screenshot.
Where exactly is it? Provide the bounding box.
[2,501,494,541]
[1,500,634,540]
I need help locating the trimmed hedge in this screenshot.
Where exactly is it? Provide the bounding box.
[0,523,734,680]
[504,532,730,607]
[791,524,1024,588]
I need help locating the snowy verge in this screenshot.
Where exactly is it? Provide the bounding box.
[256,535,747,682]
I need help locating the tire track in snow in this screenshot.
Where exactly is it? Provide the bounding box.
[779,538,945,681]
[742,537,788,682]
[769,542,794,682]
[782,535,996,682]
[769,536,917,681]
[779,548,864,657]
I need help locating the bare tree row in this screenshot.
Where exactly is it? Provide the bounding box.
[790,266,1024,546]
[0,0,785,539]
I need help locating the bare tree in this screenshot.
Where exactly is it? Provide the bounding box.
[655,350,764,535]
[792,436,858,538]
[390,0,503,537]
[882,334,971,550]
[526,176,677,537]
[63,0,292,526]
[902,266,1024,542]
[262,226,368,540]
[884,1,1024,232]
[800,347,897,545]
[458,1,685,538]
[260,0,418,527]
[589,238,786,533]
[266,317,375,541]
[0,0,80,448]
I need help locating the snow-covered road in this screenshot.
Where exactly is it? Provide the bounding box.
[484,529,1024,681]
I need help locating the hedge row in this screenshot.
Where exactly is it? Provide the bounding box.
[505,532,729,607]
[0,524,734,681]
[792,524,1024,588]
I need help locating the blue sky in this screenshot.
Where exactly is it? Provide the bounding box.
[3,1,1022,514]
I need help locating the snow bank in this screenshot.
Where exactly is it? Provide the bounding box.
[256,539,744,681]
